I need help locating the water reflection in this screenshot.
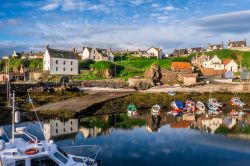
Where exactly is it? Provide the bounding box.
[2,112,250,165]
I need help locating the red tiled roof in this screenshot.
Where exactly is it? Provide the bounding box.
[171,62,192,70]
[200,67,226,76]
[223,59,232,66]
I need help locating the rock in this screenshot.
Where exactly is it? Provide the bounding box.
[128,77,154,90]
[144,63,162,84]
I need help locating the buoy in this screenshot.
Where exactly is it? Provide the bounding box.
[15,111,20,123]
[25,148,39,155]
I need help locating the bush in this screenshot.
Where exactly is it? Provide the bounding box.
[79,59,95,69]
[90,61,114,70]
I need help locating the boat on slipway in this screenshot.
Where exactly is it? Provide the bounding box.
[0,91,101,166]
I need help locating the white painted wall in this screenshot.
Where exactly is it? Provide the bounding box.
[43,49,79,75]
[225,60,238,72]
[146,48,162,59]
[80,47,91,60]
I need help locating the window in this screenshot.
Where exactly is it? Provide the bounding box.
[56,67,58,71]
[93,56,95,59]
[56,129,58,133]
[63,68,65,71]
[16,160,25,166]
[56,60,58,64]
[54,152,68,164]
[31,156,58,166]
[63,61,66,65]
[71,68,73,71]
[71,127,73,131]
[71,61,73,65]
[57,147,69,159]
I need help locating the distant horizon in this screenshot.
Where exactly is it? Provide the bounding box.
[1,0,250,56]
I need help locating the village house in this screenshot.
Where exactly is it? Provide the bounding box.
[171,62,193,73]
[188,47,204,54]
[223,59,238,72]
[43,45,79,75]
[207,43,224,51]
[79,46,114,62]
[191,54,209,67]
[172,49,188,57]
[202,55,225,70]
[228,39,247,49]
[12,51,22,58]
[143,47,163,59]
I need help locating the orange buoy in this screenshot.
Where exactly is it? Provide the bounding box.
[25,148,39,155]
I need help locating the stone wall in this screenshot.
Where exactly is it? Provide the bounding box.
[229,46,250,52]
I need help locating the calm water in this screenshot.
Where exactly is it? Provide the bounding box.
[1,113,250,166]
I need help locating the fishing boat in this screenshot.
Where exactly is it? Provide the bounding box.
[229,110,244,117]
[151,105,161,116]
[231,97,246,108]
[127,104,138,117]
[0,91,101,166]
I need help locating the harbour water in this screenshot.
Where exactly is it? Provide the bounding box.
[1,112,250,166]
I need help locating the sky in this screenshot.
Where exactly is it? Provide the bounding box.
[1,0,250,56]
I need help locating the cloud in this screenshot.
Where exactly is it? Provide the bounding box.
[163,5,177,11]
[151,3,159,8]
[195,10,250,33]
[40,2,60,11]
[130,0,144,6]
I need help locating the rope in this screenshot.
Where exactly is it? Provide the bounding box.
[27,92,46,140]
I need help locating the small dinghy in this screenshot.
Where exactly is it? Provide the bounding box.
[195,101,206,115]
[127,104,138,117]
[208,98,223,108]
[170,101,185,117]
[231,97,246,108]
[151,104,161,116]
[185,99,196,113]
[167,91,176,96]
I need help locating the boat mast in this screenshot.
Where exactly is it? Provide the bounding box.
[12,91,15,144]
[6,59,10,107]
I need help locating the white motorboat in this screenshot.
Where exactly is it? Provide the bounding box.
[0,91,101,166]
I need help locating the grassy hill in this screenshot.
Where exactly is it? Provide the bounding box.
[190,49,250,70]
[75,49,250,81]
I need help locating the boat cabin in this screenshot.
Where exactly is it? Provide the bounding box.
[0,138,96,166]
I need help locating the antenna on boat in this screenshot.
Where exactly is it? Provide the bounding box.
[27,92,46,140]
[11,90,15,144]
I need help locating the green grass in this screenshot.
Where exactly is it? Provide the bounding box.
[73,49,250,81]
[190,49,250,70]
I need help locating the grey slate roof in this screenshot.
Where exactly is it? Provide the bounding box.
[48,48,78,59]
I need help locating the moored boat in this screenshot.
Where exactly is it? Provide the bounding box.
[127,104,138,117]
[0,91,101,166]
[151,104,161,116]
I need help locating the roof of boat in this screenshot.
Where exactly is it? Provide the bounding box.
[0,138,54,160]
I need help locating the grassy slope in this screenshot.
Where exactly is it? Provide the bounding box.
[190,49,250,70]
[74,49,250,80]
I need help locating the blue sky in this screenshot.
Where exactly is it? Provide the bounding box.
[1,0,250,55]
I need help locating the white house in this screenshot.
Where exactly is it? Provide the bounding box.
[43,119,78,140]
[12,51,22,58]
[207,43,224,51]
[223,59,238,72]
[144,47,163,59]
[43,45,79,75]
[203,55,225,70]
[79,46,114,62]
